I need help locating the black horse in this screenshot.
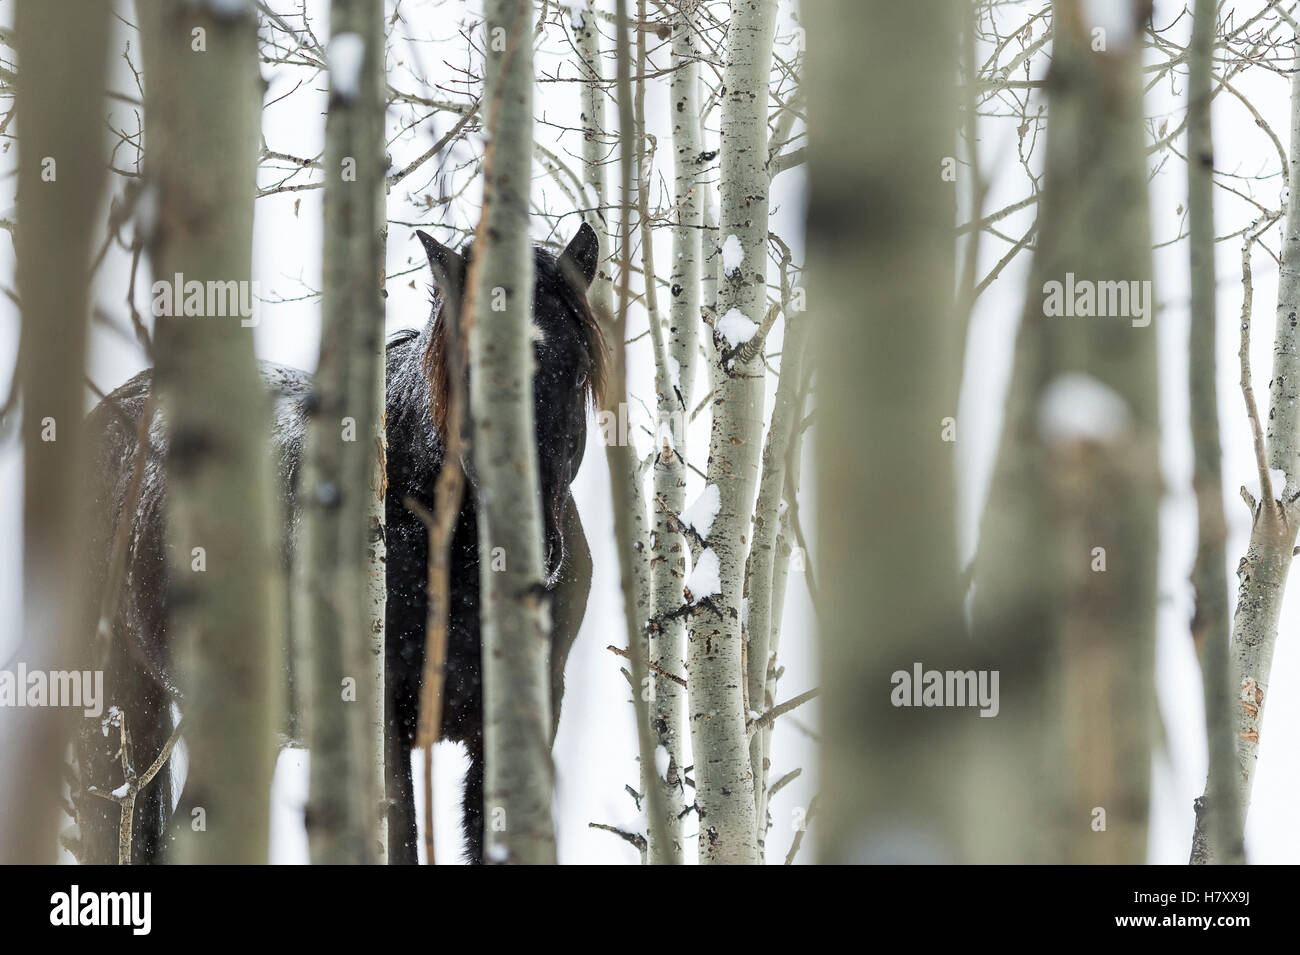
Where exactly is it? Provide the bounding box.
[74,223,604,865]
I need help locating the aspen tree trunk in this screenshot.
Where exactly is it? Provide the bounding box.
[756,357,811,843]
[809,0,964,864]
[470,0,556,865]
[686,0,775,865]
[972,0,1159,863]
[623,0,674,868]
[702,200,719,320]
[747,117,807,850]
[575,1,612,308]
[137,0,281,864]
[1186,0,1243,866]
[299,0,388,865]
[1223,24,1300,842]
[574,3,656,699]
[758,121,812,786]
[0,0,110,864]
[366,312,388,864]
[576,2,668,859]
[746,307,809,857]
[629,0,677,864]
[644,0,705,866]
[595,0,670,862]
[366,258,388,858]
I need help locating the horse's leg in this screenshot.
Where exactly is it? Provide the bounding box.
[74,715,123,864]
[385,727,417,863]
[462,727,485,864]
[128,690,174,863]
[74,653,173,864]
[385,632,420,864]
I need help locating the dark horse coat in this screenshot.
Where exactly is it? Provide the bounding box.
[75,223,604,864]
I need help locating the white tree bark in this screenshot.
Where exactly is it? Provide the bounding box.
[575,2,672,860]
[744,112,807,841]
[745,297,808,857]
[591,0,671,862]
[471,0,556,865]
[644,0,705,866]
[138,0,283,864]
[686,0,776,865]
[756,358,811,851]
[1228,27,1300,830]
[575,1,613,311]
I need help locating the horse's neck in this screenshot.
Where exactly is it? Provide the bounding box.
[384,323,447,505]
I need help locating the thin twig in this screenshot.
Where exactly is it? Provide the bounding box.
[747,687,819,737]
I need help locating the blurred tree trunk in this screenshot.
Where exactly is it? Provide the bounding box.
[1186,0,1243,867]
[0,0,110,865]
[685,0,776,867]
[470,0,556,865]
[971,0,1159,863]
[808,0,965,863]
[299,0,388,865]
[137,0,281,865]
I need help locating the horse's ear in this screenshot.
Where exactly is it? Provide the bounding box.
[417,230,465,302]
[559,221,599,290]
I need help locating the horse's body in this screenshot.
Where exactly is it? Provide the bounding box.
[75,224,603,864]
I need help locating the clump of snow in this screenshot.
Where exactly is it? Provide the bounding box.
[685,548,722,604]
[1245,467,1289,503]
[654,417,676,455]
[329,32,366,102]
[654,745,670,781]
[559,0,588,29]
[1036,373,1131,448]
[101,705,122,738]
[681,484,721,539]
[721,234,744,277]
[666,354,681,390]
[111,782,131,799]
[717,308,759,349]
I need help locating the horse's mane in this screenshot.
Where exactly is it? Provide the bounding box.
[420,246,608,438]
